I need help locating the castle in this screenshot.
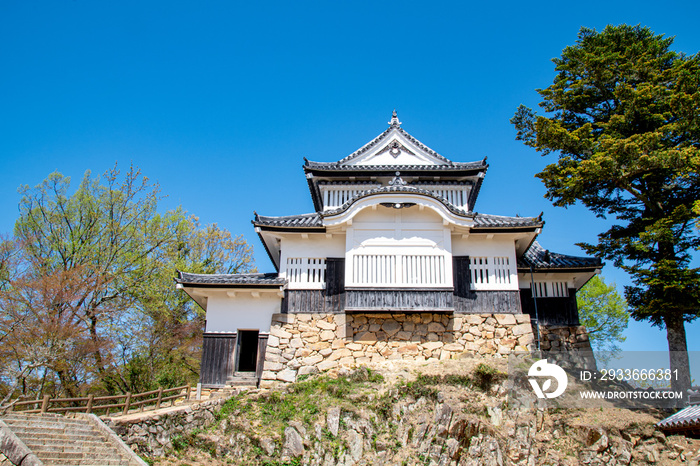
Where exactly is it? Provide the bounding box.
[176,112,601,387]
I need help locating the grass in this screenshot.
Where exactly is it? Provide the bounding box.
[162,364,507,462]
[171,428,218,457]
[472,363,504,392]
[383,363,505,410]
[238,368,385,437]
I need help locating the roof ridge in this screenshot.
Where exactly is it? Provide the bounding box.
[520,240,602,269]
[335,127,393,165]
[303,161,487,170]
[328,114,456,166]
[256,212,320,219]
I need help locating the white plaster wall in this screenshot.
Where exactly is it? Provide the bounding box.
[280,234,346,263]
[205,291,281,333]
[279,233,346,289]
[349,206,448,248]
[352,130,440,166]
[518,271,596,291]
[451,235,519,290]
[355,150,433,166]
[451,235,517,258]
[346,206,453,287]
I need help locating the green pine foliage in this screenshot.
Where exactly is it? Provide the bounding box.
[512,24,700,392]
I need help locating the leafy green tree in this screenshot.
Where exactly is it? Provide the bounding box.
[512,24,700,393]
[577,276,629,354]
[0,165,255,399]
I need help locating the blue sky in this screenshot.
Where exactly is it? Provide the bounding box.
[1,1,698,352]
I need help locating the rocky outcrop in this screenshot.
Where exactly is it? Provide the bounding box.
[262,312,535,386]
[114,361,700,465]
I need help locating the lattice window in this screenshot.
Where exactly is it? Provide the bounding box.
[349,253,447,287]
[286,258,326,287]
[352,254,396,285]
[401,255,445,285]
[531,281,569,298]
[411,184,471,210]
[470,256,517,290]
[493,257,512,285]
[321,184,379,210]
[471,257,490,285]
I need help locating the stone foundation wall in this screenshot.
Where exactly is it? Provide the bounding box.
[538,324,597,370]
[538,325,593,352]
[106,398,226,457]
[261,312,534,387]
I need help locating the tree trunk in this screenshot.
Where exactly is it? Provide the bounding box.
[664,312,692,396]
[56,369,77,398]
[87,309,117,394]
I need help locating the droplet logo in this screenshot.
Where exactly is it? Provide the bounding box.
[528,359,568,399]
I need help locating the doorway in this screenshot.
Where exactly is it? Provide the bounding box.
[235,330,259,373]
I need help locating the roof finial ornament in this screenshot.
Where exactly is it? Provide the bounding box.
[389,109,401,127]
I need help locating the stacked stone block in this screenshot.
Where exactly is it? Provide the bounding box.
[538,325,593,351]
[261,312,535,386]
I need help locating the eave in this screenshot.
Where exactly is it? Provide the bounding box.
[470,226,541,234]
[517,266,602,274]
[303,163,488,177]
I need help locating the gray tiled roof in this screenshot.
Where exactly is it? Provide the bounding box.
[519,241,602,270]
[254,199,542,231]
[253,212,323,228]
[176,271,286,286]
[340,125,454,165]
[657,403,700,431]
[304,161,487,171]
[472,213,542,228]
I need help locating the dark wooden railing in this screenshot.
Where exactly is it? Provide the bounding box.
[0,384,192,417]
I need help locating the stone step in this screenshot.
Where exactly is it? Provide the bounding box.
[3,420,97,433]
[0,412,141,466]
[34,451,130,465]
[3,414,94,424]
[18,431,106,441]
[8,424,101,436]
[21,438,124,455]
[21,439,116,452]
[18,442,113,456]
[38,456,128,466]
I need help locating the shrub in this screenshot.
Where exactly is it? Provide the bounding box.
[472,363,503,392]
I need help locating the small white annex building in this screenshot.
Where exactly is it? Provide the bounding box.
[176,112,602,386]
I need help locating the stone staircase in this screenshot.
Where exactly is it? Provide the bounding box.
[0,413,146,466]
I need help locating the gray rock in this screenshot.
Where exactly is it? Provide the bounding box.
[289,420,307,438]
[284,426,305,457]
[487,406,502,427]
[348,430,363,461]
[445,437,461,459]
[466,434,504,466]
[435,403,453,437]
[314,422,324,440]
[260,436,276,455]
[382,319,402,336]
[327,407,341,436]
